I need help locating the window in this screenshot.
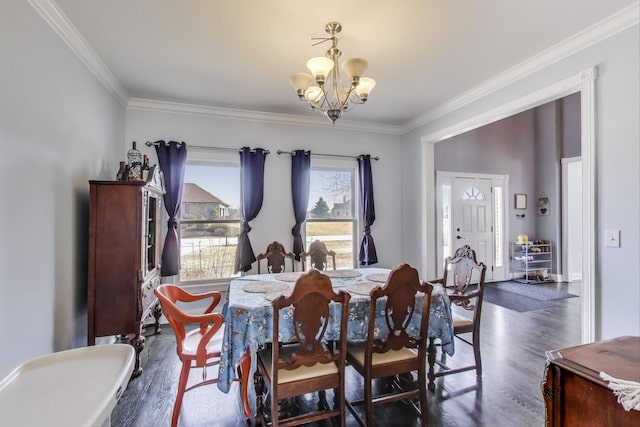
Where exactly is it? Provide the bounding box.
[178,151,241,283]
[441,184,451,265]
[462,186,485,200]
[305,160,357,269]
[493,185,504,267]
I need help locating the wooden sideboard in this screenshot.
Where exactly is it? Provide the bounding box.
[87,166,165,376]
[542,336,640,426]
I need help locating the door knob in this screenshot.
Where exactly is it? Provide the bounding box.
[457,235,463,240]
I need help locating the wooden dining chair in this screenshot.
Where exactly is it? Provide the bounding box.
[154,284,249,427]
[427,244,487,390]
[301,240,336,271]
[254,269,351,427]
[345,263,433,427]
[256,241,296,274]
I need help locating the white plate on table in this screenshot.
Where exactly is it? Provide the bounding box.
[274,272,304,282]
[243,281,289,293]
[365,273,389,283]
[324,269,362,278]
[347,282,380,296]
[264,290,292,301]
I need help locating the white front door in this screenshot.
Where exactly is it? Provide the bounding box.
[452,176,494,281]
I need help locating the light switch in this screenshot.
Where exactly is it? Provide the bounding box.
[604,229,620,248]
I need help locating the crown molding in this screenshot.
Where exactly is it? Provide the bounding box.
[421,68,594,144]
[28,0,129,106]
[400,2,639,134]
[126,98,403,135]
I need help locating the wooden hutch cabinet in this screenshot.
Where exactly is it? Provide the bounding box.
[542,336,640,426]
[87,166,165,376]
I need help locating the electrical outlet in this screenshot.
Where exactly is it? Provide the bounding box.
[604,229,620,248]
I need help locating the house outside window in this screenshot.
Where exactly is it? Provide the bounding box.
[179,150,241,283]
[305,158,358,269]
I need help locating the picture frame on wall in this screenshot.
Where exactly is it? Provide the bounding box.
[538,196,550,216]
[514,193,527,209]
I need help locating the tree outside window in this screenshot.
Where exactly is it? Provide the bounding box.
[305,166,357,269]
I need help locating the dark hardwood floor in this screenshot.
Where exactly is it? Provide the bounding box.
[111,281,581,427]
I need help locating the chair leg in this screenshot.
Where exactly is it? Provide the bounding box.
[270,393,279,427]
[238,351,252,420]
[418,367,428,426]
[254,372,265,425]
[427,337,436,391]
[172,360,191,427]
[318,389,329,411]
[364,376,373,427]
[473,339,482,379]
[333,386,345,427]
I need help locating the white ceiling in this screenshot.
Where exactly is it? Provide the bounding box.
[49,0,637,127]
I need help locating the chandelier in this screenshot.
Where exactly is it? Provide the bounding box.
[289,22,376,123]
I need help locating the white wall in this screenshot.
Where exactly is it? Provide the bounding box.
[0,1,125,377]
[125,109,404,275]
[534,101,562,273]
[401,25,640,340]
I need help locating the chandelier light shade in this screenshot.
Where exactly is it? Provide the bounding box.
[289,21,376,123]
[306,57,334,85]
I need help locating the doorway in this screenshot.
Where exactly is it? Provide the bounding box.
[436,172,508,282]
[421,68,596,343]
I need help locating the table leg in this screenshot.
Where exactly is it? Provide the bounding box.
[428,337,436,391]
[393,372,417,391]
[152,303,162,335]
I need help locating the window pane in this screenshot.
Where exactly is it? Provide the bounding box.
[462,186,485,200]
[494,186,504,267]
[179,163,241,282]
[308,169,354,219]
[305,165,356,269]
[306,221,355,269]
[442,184,451,262]
[179,222,240,281]
[181,165,240,220]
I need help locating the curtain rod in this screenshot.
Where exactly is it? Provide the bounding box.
[145,141,270,154]
[276,150,379,161]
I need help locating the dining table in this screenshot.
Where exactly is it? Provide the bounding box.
[217,267,455,417]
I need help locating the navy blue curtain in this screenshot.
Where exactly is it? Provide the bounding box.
[358,155,378,265]
[154,140,187,276]
[234,147,267,272]
[290,150,311,261]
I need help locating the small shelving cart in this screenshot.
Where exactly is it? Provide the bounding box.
[511,241,553,283]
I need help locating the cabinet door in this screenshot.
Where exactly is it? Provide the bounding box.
[143,190,163,276]
[93,185,143,336]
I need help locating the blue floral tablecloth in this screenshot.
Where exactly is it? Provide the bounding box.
[217,267,454,393]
